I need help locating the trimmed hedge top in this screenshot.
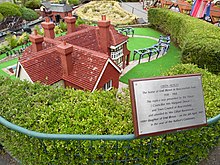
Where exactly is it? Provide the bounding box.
[1,65,220,164]
[148,8,220,74]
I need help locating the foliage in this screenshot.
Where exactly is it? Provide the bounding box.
[0,2,22,17]
[5,34,18,49]
[163,64,220,117]
[54,25,63,34]
[0,13,4,22]
[76,1,136,25]
[148,8,220,74]
[34,25,44,36]
[20,7,39,21]
[76,16,86,26]
[0,45,10,55]
[25,0,41,10]
[17,32,30,45]
[59,20,67,32]
[0,64,220,164]
[68,0,79,5]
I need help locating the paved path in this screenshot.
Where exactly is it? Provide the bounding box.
[118,34,163,91]
[120,2,148,23]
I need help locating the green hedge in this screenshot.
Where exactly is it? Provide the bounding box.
[20,7,39,21]
[0,2,22,17]
[25,0,40,10]
[0,13,3,22]
[148,8,220,74]
[0,64,220,164]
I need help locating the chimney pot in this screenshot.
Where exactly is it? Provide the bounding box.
[102,15,106,20]
[33,29,37,35]
[41,18,55,39]
[57,42,73,75]
[45,17,50,22]
[65,15,76,34]
[98,15,111,55]
[29,30,44,52]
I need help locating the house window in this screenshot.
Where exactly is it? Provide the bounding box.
[111,45,123,59]
[103,80,112,91]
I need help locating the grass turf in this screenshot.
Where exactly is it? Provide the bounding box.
[120,43,181,84]
[133,28,163,38]
[0,58,18,79]
[127,37,158,61]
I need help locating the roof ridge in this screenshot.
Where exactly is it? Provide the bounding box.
[72,44,108,59]
[57,25,96,41]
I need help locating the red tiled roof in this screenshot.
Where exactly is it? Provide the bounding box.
[63,46,108,91]
[21,48,63,85]
[57,24,128,51]
[57,27,104,53]
[109,25,129,46]
[20,44,108,90]
[19,23,127,90]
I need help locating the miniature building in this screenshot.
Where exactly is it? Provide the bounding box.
[40,2,73,22]
[16,15,130,91]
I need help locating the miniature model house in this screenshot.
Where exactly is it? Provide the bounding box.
[16,15,130,91]
[40,2,73,22]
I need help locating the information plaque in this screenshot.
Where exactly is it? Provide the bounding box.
[129,74,207,138]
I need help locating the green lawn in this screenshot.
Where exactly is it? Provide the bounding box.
[0,58,18,79]
[127,37,158,61]
[133,28,163,38]
[120,43,181,84]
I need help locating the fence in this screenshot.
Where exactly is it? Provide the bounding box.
[0,114,220,164]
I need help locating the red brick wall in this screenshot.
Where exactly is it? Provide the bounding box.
[52,12,69,22]
[97,62,120,90]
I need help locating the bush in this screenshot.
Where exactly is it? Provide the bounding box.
[17,32,30,45]
[34,25,44,35]
[0,64,220,164]
[68,0,79,5]
[148,8,220,74]
[59,20,67,32]
[0,3,21,17]
[0,13,3,22]
[25,0,40,10]
[4,34,18,49]
[20,7,39,21]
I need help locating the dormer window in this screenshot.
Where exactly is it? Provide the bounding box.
[110,45,123,67]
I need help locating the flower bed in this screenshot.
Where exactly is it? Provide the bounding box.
[76,1,136,25]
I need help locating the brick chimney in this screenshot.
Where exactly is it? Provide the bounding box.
[98,15,110,55]
[56,41,73,75]
[41,17,55,39]
[29,29,44,52]
[65,13,76,34]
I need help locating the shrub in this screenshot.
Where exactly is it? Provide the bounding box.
[0,64,220,164]
[4,34,18,49]
[76,16,85,26]
[68,0,79,5]
[59,20,67,32]
[0,3,21,17]
[34,25,44,35]
[0,13,4,22]
[163,64,220,117]
[148,8,220,74]
[20,7,39,21]
[54,25,63,34]
[17,32,30,45]
[25,0,41,10]
[0,2,21,11]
